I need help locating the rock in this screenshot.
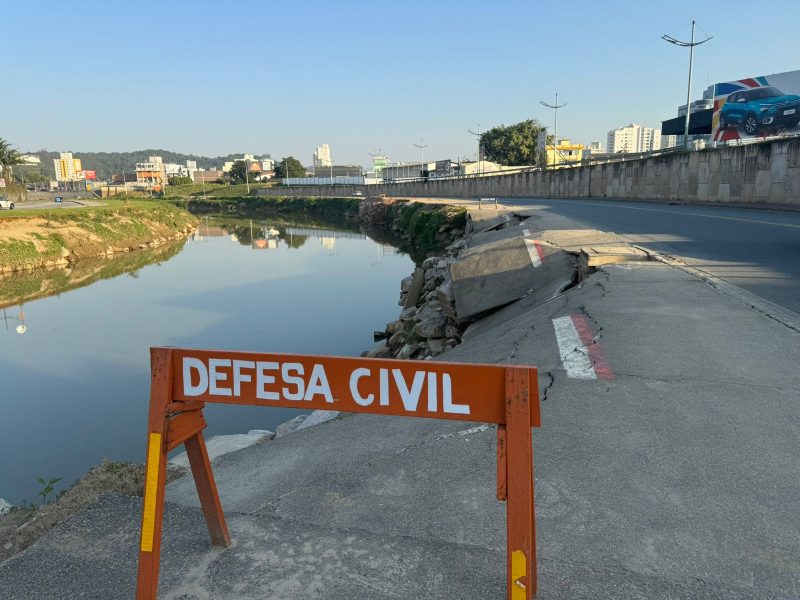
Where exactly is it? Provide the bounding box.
[415,300,442,322]
[367,340,393,358]
[403,268,426,309]
[445,324,461,340]
[414,314,448,338]
[400,306,417,321]
[396,344,419,359]
[386,320,402,335]
[388,330,406,351]
[436,278,454,303]
[275,415,308,436]
[428,338,446,354]
[422,256,439,270]
[295,410,339,431]
[400,275,414,293]
[373,330,389,341]
[0,498,11,516]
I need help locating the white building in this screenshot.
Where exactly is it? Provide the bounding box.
[607,124,662,154]
[584,142,605,156]
[312,144,332,173]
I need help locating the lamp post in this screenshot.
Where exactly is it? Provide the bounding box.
[540,94,567,168]
[412,138,428,178]
[662,21,713,148]
[467,125,481,177]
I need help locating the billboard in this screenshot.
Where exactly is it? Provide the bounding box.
[712,69,800,142]
[81,170,97,180]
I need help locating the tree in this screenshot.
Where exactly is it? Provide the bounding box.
[167,176,193,186]
[0,138,24,180]
[228,160,249,184]
[479,119,546,166]
[275,156,306,178]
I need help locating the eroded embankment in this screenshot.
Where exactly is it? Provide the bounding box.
[0,201,197,273]
[175,195,467,260]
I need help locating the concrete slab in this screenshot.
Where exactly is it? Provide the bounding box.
[170,431,273,468]
[450,236,576,320]
[580,244,651,268]
[468,208,517,233]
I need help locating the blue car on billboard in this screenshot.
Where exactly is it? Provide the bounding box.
[719,86,800,135]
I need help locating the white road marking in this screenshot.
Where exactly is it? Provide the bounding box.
[524,239,543,267]
[552,316,596,380]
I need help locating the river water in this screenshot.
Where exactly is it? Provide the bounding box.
[0,218,413,504]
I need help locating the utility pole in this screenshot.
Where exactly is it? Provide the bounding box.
[662,21,713,148]
[412,138,428,178]
[540,94,567,168]
[467,125,481,177]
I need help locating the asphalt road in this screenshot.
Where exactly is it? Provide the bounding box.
[505,198,800,314]
[10,199,102,211]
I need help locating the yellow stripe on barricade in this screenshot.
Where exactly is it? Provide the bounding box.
[140,432,162,552]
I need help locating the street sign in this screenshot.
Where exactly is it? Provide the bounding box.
[0,178,6,188]
[55,196,63,203]
[136,347,542,600]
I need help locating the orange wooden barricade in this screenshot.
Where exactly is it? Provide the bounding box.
[136,347,541,599]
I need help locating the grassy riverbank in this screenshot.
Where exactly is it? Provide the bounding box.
[0,200,197,272]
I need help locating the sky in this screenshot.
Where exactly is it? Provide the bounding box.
[3,0,799,167]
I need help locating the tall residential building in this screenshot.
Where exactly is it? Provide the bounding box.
[606,124,662,154]
[313,144,332,173]
[661,135,679,149]
[53,152,83,181]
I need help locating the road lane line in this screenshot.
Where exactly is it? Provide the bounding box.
[570,315,614,380]
[552,316,596,380]
[524,239,544,267]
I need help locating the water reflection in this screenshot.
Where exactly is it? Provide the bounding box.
[1,306,27,334]
[0,217,413,504]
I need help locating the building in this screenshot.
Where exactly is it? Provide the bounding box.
[312,144,332,174]
[606,124,662,154]
[546,139,585,165]
[53,152,83,182]
[192,170,224,183]
[584,142,605,156]
[135,156,166,189]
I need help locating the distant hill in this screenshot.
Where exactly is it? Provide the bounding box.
[24,149,272,180]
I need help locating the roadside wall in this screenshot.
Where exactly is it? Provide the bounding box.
[258,137,800,206]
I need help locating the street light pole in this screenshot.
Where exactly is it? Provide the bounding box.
[662,21,713,148]
[467,125,481,177]
[540,94,567,168]
[412,138,428,178]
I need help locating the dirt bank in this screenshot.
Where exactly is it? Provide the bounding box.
[0,200,197,273]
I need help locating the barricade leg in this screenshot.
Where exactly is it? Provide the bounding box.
[505,367,537,599]
[185,432,230,547]
[136,348,172,600]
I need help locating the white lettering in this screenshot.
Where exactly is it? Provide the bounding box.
[305,364,333,403]
[281,363,305,401]
[183,357,208,396]
[350,368,373,406]
[379,368,389,406]
[392,369,425,412]
[442,373,470,414]
[208,358,232,397]
[427,372,438,412]
[256,361,279,400]
[232,360,254,396]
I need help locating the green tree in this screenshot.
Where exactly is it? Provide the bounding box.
[275,156,306,178]
[0,138,24,180]
[167,176,193,186]
[480,119,546,166]
[228,160,249,184]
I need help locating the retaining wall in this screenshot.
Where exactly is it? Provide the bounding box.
[259,138,800,206]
